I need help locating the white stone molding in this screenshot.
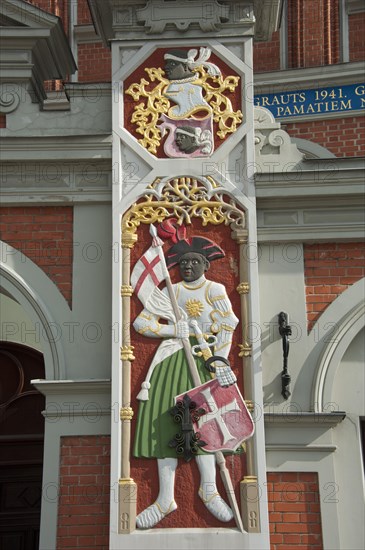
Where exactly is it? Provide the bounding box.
[255,156,365,241]
[30,379,111,550]
[254,106,304,172]
[291,138,336,159]
[312,280,365,413]
[0,241,68,380]
[254,60,365,92]
[253,0,283,42]
[0,134,112,204]
[88,0,281,42]
[135,0,232,34]
[0,83,21,113]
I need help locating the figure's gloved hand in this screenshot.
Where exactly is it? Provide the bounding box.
[175,319,190,339]
[215,364,237,387]
[205,356,237,387]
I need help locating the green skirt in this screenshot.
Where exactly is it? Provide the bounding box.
[133,341,211,458]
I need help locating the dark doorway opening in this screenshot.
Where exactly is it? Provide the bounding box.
[0,342,45,550]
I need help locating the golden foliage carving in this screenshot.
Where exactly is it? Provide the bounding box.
[125,67,242,153]
[122,177,245,238]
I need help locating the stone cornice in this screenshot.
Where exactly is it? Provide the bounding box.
[0,134,112,161]
[31,378,111,396]
[256,157,365,196]
[346,0,365,14]
[254,0,283,42]
[74,24,102,44]
[0,135,112,205]
[264,411,346,427]
[87,0,281,43]
[255,157,365,242]
[254,61,365,93]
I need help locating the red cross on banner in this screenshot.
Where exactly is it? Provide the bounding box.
[131,245,166,302]
[134,255,161,295]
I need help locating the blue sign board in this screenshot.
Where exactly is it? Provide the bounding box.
[254,83,365,119]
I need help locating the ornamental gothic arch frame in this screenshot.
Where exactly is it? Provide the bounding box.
[108,6,271,548]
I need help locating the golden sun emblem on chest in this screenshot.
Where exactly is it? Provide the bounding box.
[185,299,204,318]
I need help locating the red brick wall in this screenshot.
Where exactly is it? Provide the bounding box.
[287,0,340,68]
[254,30,281,72]
[349,12,365,62]
[304,242,365,330]
[0,206,73,305]
[27,0,111,83]
[77,43,112,83]
[268,472,323,550]
[0,114,6,128]
[27,0,68,33]
[78,0,92,25]
[57,435,110,550]
[285,116,365,157]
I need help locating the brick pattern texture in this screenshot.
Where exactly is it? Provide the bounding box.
[0,206,73,306]
[256,0,344,72]
[349,12,365,62]
[78,0,92,25]
[285,116,365,157]
[56,437,325,549]
[287,0,340,68]
[304,242,365,330]
[254,29,281,72]
[268,472,323,550]
[57,435,110,550]
[77,43,112,83]
[28,0,69,33]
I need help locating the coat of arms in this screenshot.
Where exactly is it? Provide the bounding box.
[125,47,243,158]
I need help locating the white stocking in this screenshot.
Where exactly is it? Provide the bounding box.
[136,458,178,529]
[195,454,233,522]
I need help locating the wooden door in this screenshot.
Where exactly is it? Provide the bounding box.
[0,342,45,550]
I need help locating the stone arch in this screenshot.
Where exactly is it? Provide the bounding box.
[0,241,67,380]
[312,278,365,412]
[292,137,336,159]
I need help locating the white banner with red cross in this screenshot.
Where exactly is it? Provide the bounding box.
[176,379,254,452]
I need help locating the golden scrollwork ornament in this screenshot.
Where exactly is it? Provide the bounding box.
[125,47,242,157]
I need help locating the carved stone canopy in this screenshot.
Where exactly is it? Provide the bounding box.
[87,0,283,45]
[0,0,76,108]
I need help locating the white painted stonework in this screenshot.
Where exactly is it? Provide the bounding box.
[106,1,278,548]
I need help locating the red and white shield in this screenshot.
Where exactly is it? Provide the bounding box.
[176,379,254,452]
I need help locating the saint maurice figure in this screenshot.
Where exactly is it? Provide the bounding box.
[131,223,239,529]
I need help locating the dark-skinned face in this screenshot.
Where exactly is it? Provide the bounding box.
[164,59,193,80]
[175,133,198,153]
[179,252,209,282]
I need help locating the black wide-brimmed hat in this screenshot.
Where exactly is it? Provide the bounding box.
[166,236,225,269]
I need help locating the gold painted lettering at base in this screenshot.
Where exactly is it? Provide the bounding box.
[118,478,137,534]
[240,476,261,533]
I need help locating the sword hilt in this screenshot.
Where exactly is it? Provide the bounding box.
[205,355,230,373]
